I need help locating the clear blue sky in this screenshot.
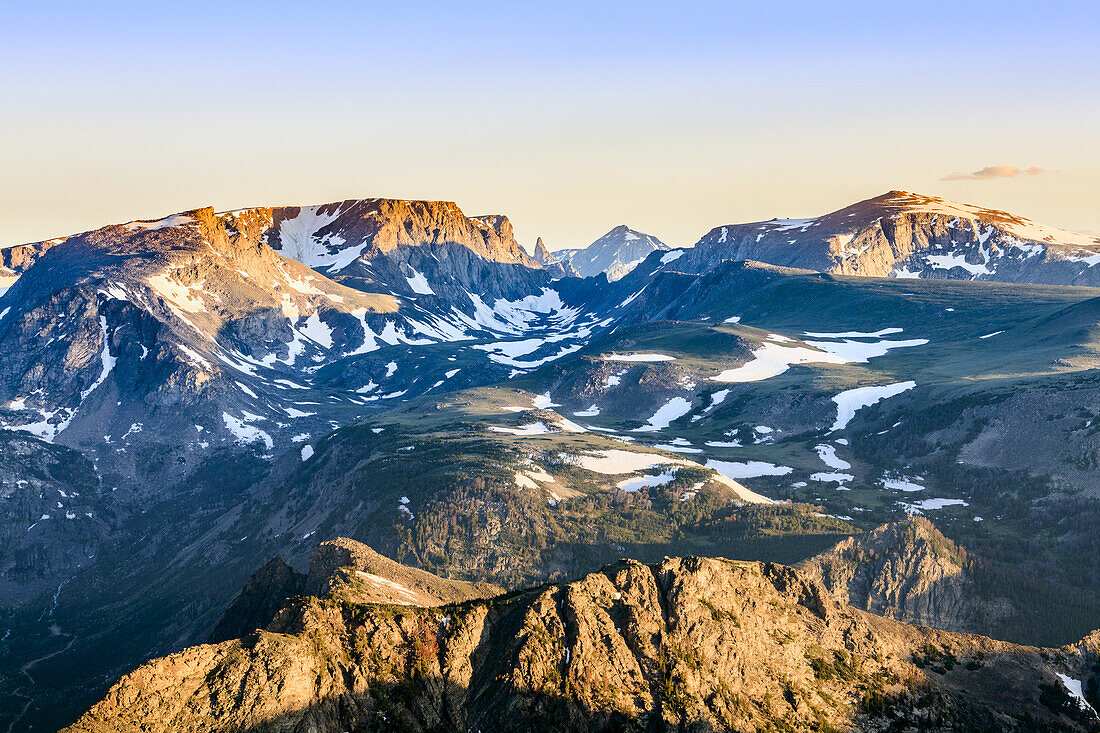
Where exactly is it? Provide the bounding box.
[2,1,1097,249]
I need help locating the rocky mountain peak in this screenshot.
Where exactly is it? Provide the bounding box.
[530,236,579,278]
[557,225,669,281]
[800,517,1013,633]
[210,538,501,644]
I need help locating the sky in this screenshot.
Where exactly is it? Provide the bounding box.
[1,1,1097,250]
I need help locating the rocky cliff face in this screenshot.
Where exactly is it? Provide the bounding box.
[0,238,63,293]
[0,433,108,606]
[260,198,537,273]
[66,546,1100,732]
[800,517,1014,634]
[683,190,1100,286]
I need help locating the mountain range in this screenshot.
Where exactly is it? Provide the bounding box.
[3,190,1100,730]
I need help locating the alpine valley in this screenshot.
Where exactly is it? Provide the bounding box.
[4,191,1100,731]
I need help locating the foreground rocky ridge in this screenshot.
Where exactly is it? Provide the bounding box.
[209,538,502,644]
[67,540,1100,732]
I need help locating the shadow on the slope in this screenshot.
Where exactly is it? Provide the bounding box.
[158,659,1100,733]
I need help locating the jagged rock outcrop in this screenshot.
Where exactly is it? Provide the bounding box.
[66,550,1100,732]
[207,557,306,644]
[210,540,502,645]
[0,238,62,291]
[532,236,577,279]
[533,236,551,264]
[677,190,1100,286]
[800,517,1014,634]
[260,199,537,272]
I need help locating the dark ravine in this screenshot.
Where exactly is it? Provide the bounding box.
[66,539,1100,732]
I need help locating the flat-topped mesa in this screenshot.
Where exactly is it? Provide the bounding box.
[682,190,1100,285]
[260,198,538,273]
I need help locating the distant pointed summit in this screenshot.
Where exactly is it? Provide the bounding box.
[533,236,551,264]
[547,225,669,281]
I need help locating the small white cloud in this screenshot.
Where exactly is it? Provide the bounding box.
[942,165,1043,181]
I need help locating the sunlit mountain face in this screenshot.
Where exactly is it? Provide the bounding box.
[5,192,1100,732]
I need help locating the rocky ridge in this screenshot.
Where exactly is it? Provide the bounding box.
[209,538,501,644]
[67,540,1100,732]
[800,517,1014,635]
[669,190,1100,286]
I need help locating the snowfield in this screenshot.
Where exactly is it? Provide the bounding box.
[881,475,925,492]
[616,471,677,493]
[802,327,903,338]
[633,397,693,432]
[831,381,916,431]
[712,341,848,382]
[569,449,676,474]
[900,498,969,514]
[488,422,551,436]
[405,268,435,295]
[222,412,273,450]
[814,444,851,470]
[709,329,924,384]
[705,459,792,479]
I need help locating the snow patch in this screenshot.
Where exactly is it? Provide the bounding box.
[814,444,851,470]
[405,268,435,295]
[616,471,677,492]
[80,317,117,400]
[900,498,969,514]
[706,459,792,479]
[605,353,676,362]
[222,412,273,450]
[831,381,916,431]
[633,397,692,432]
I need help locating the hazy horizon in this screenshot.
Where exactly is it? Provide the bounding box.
[2,0,1097,250]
